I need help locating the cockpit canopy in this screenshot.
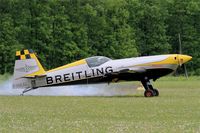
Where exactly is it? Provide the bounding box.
[86,56,112,67]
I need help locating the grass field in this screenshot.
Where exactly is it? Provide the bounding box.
[0,76,200,133]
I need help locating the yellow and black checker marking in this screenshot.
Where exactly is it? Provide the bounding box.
[15,49,35,60]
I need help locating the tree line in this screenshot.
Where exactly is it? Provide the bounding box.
[0,0,200,75]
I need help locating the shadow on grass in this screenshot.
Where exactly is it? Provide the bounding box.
[99,95,160,98]
[61,94,148,98]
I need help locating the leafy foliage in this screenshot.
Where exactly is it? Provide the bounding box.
[0,0,199,75]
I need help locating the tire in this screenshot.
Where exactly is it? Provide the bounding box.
[144,90,154,97]
[153,89,159,96]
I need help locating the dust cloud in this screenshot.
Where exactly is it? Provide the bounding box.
[0,77,141,96]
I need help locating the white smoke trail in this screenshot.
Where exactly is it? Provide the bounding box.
[0,77,22,95]
[0,77,141,96]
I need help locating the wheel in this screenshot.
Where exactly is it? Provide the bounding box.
[144,90,154,97]
[153,89,159,96]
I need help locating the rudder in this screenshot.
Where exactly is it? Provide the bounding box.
[13,49,46,89]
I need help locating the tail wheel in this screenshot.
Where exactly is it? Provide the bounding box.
[144,90,154,97]
[153,89,159,96]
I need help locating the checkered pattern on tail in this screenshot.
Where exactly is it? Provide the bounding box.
[15,49,35,60]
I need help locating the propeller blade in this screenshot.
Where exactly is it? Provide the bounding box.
[182,64,188,79]
[178,33,182,54]
[178,33,189,78]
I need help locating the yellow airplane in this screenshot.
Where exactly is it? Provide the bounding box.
[13,49,192,97]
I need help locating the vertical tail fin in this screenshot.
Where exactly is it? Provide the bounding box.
[13,49,46,89]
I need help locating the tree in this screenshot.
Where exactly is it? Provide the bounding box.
[128,0,171,56]
[0,0,22,73]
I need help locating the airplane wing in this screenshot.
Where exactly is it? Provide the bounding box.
[103,66,146,83]
[105,66,146,77]
[116,66,146,74]
[118,67,146,73]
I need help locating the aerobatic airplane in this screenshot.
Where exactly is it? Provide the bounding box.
[13,49,192,97]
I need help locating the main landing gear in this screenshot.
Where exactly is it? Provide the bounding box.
[141,77,159,97]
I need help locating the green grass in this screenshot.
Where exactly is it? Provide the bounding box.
[0,77,200,133]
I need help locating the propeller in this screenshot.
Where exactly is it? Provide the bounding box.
[178,33,188,78]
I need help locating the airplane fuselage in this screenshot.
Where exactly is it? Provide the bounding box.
[38,54,185,87]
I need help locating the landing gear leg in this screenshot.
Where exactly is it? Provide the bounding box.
[141,77,159,97]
